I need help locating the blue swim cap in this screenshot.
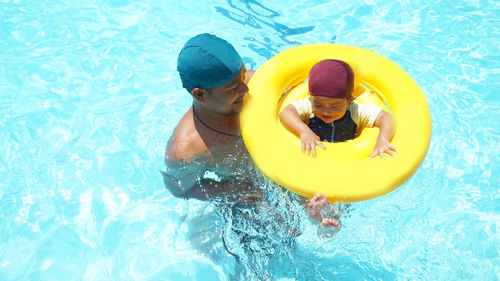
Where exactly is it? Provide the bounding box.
[177,33,243,91]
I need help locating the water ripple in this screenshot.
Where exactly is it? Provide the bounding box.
[1,0,499,280]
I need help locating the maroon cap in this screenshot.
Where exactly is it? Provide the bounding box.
[308,59,354,98]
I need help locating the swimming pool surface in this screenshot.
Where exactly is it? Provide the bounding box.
[1,0,499,280]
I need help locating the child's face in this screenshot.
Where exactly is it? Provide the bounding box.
[310,96,352,124]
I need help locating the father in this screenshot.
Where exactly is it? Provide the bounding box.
[164,33,340,233]
[163,33,256,200]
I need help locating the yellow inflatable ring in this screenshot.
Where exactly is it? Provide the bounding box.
[241,44,432,202]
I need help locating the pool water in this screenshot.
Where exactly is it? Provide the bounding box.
[1,0,499,280]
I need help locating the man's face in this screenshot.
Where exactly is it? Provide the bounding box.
[203,65,248,115]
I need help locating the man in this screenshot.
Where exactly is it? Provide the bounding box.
[164,34,332,243]
[163,35,320,277]
[163,33,256,200]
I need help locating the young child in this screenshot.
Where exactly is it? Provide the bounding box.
[279,59,397,233]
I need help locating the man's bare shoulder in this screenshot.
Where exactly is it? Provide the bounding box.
[165,110,208,164]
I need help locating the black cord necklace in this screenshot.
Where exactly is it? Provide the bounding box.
[192,105,240,137]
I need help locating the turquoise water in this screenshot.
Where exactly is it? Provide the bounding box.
[1,0,499,280]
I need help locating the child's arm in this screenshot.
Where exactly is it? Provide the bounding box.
[279,104,326,156]
[370,110,397,158]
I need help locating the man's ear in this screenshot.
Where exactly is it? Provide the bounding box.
[191,88,206,102]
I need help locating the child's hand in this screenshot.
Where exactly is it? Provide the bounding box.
[300,129,326,157]
[369,139,397,159]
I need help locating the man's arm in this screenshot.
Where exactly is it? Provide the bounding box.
[161,164,199,199]
[161,168,225,201]
[162,162,260,201]
[164,140,238,200]
[163,133,207,198]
